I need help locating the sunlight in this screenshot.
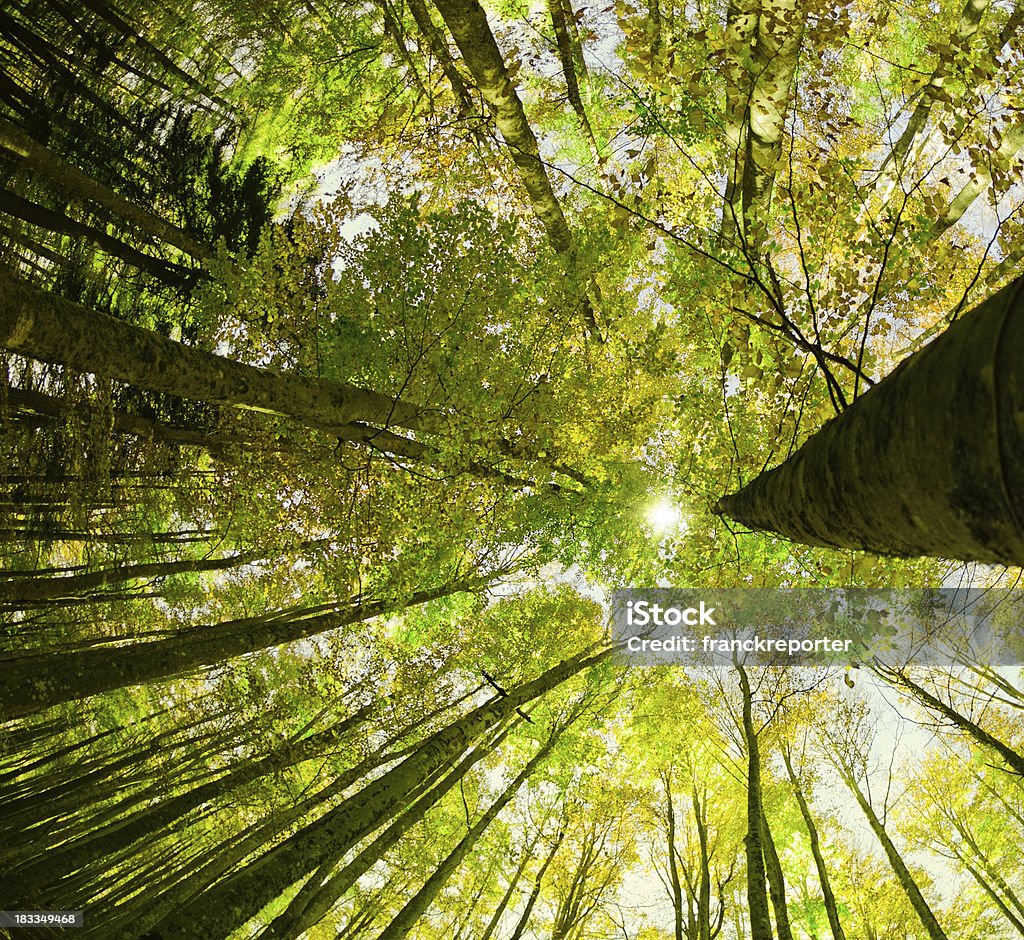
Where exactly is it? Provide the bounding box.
[646,499,684,534]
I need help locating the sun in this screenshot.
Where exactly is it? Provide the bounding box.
[646,499,684,534]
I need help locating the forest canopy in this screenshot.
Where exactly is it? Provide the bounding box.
[1,0,1024,936]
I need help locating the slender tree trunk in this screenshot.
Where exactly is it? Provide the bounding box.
[430,0,574,255]
[3,708,373,894]
[663,772,686,940]
[0,188,196,286]
[760,814,794,940]
[739,0,806,245]
[935,122,1024,235]
[714,272,1024,566]
[693,786,714,940]
[477,830,542,940]
[781,748,846,940]
[719,0,758,246]
[372,719,568,940]
[874,663,1024,777]
[737,663,774,940]
[262,720,518,939]
[0,548,258,603]
[0,117,211,260]
[839,769,948,940]
[429,0,602,337]
[871,0,991,208]
[406,0,475,114]
[507,827,565,940]
[547,0,600,166]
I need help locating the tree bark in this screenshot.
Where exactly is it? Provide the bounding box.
[714,273,1024,565]
[871,0,991,209]
[0,188,197,286]
[262,722,516,938]
[0,266,431,436]
[737,663,774,940]
[739,0,805,245]
[406,0,476,114]
[0,580,476,720]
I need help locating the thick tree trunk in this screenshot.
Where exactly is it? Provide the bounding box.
[0,267,430,436]
[714,273,1024,565]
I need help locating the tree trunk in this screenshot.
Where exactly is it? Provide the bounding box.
[760,814,794,940]
[262,721,517,939]
[737,663,774,940]
[478,830,541,940]
[840,769,948,940]
[406,0,476,114]
[714,272,1024,566]
[3,708,373,895]
[0,580,476,720]
[739,0,805,245]
[874,663,1024,777]
[139,644,614,940]
[663,772,686,940]
[430,0,574,255]
[0,188,197,286]
[0,266,430,435]
[0,117,211,260]
[372,719,568,940]
[871,0,991,209]
[0,548,258,603]
[507,827,565,940]
[781,748,846,940]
